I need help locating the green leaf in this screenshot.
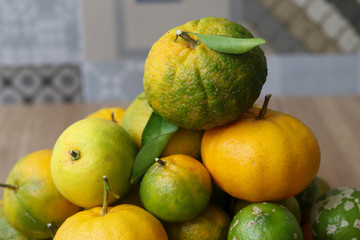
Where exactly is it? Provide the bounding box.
[141,112,178,147]
[131,112,178,184]
[186,31,265,54]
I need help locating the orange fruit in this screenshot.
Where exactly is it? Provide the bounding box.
[139,154,212,222]
[164,204,230,240]
[201,95,321,202]
[121,92,203,159]
[228,202,304,240]
[0,199,28,240]
[160,128,203,159]
[2,150,81,239]
[50,118,137,208]
[54,204,168,240]
[86,107,125,124]
[310,187,360,239]
[143,17,267,130]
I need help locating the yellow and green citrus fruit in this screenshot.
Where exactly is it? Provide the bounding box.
[228,202,304,240]
[310,187,360,239]
[233,197,301,223]
[50,118,137,208]
[0,199,28,240]
[3,150,81,239]
[121,92,154,148]
[86,107,125,124]
[54,204,168,240]
[143,17,267,130]
[139,154,212,222]
[201,102,321,202]
[121,92,203,159]
[164,204,230,240]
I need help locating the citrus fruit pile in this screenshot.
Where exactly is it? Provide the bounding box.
[1,16,359,240]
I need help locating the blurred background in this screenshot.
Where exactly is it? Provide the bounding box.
[0,0,359,105]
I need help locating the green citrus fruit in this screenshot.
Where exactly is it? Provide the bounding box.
[0,199,28,240]
[50,118,137,208]
[143,17,267,130]
[3,150,81,239]
[233,197,301,223]
[121,92,203,159]
[310,187,360,239]
[139,154,212,222]
[314,177,330,201]
[164,204,230,240]
[296,176,331,223]
[228,202,303,240]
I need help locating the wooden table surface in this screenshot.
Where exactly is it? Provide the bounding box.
[0,95,359,199]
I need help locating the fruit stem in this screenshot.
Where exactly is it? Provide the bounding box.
[256,94,272,120]
[47,223,55,239]
[155,158,166,166]
[101,175,110,217]
[175,29,199,49]
[68,150,80,160]
[0,183,18,192]
[111,111,117,123]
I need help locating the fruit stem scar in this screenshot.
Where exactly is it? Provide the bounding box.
[256,94,272,120]
[47,223,55,239]
[155,158,166,166]
[111,111,117,123]
[0,183,18,192]
[174,29,199,49]
[68,150,80,160]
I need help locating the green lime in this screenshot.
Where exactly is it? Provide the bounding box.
[310,187,360,239]
[233,197,301,223]
[228,202,303,240]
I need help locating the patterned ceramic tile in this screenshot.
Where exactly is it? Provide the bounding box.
[326,0,360,35]
[306,0,332,23]
[0,64,82,104]
[244,0,306,53]
[0,0,82,65]
[82,60,145,102]
[246,0,360,53]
